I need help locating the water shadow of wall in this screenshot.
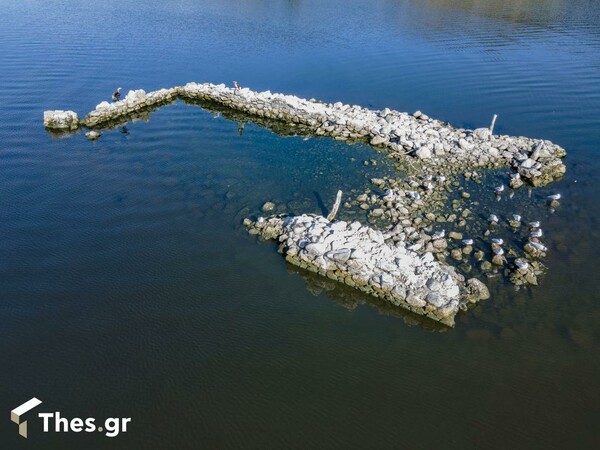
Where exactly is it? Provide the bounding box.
[285,262,452,332]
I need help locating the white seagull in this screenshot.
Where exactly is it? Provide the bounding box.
[530,229,543,238]
[515,259,529,269]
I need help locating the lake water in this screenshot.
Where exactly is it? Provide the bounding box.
[1,0,599,448]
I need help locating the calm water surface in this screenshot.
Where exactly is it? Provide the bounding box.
[0,0,599,448]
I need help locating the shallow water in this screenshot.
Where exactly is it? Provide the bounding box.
[0,0,599,448]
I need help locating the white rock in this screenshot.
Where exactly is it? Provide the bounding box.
[459,138,475,151]
[95,101,111,111]
[473,128,491,140]
[326,248,352,263]
[305,242,327,257]
[416,147,432,159]
[43,110,79,130]
[370,135,388,146]
[521,158,535,169]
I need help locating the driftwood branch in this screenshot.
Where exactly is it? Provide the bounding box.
[326,190,343,221]
[489,114,498,135]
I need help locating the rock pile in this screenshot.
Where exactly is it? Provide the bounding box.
[245,214,490,326]
[80,88,179,128]
[42,83,566,317]
[43,110,79,130]
[179,82,566,186]
[43,82,567,186]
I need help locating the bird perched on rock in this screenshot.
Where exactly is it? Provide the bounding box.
[495,185,505,194]
[233,80,240,92]
[515,259,529,270]
[530,229,543,238]
[528,241,548,252]
[508,214,522,228]
[432,229,445,240]
[488,214,499,224]
[547,193,561,208]
[112,87,122,102]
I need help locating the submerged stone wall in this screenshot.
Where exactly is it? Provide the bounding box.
[44,83,566,325]
[180,83,566,186]
[43,82,565,325]
[44,82,566,186]
[246,214,490,326]
[81,88,179,128]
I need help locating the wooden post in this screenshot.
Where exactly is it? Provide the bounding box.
[489,114,498,135]
[327,190,343,221]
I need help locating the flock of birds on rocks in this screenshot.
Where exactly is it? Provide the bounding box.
[427,178,562,285]
[336,157,565,288]
[350,165,564,288]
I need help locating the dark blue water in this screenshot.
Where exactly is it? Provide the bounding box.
[1,1,599,448]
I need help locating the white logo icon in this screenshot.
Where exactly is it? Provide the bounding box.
[11,397,43,438]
